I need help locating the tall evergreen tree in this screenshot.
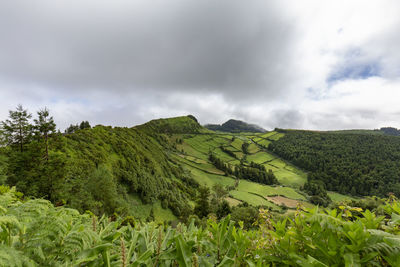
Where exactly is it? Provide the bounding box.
[34,108,56,161]
[194,186,210,218]
[79,121,91,130]
[1,105,32,152]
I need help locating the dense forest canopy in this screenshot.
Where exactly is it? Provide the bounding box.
[269,130,400,197]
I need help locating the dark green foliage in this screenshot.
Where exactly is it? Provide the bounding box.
[208,153,233,175]
[212,183,228,201]
[65,121,91,134]
[33,107,56,161]
[216,200,231,219]
[65,124,80,134]
[1,104,32,152]
[1,108,195,218]
[230,205,259,229]
[186,114,198,123]
[79,120,91,130]
[269,130,400,197]
[234,164,278,185]
[205,119,266,133]
[0,153,7,184]
[61,125,192,217]
[303,180,331,206]
[220,145,237,159]
[138,116,202,134]
[241,142,249,154]
[194,186,210,218]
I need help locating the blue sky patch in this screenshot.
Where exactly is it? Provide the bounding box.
[327,62,381,84]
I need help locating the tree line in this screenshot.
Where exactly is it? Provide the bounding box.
[269,130,400,198]
[208,152,278,186]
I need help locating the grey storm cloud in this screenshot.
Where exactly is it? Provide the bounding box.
[0,0,297,100]
[1,0,400,131]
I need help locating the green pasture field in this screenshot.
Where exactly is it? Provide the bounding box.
[212,147,238,162]
[260,131,277,138]
[268,132,285,141]
[258,139,271,147]
[229,190,278,209]
[252,137,264,143]
[183,165,235,188]
[225,197,242,206]
[273,168,307,187]
[328,192,358,202]
[231,138,245,150]
[247,151,275,164]
[236,180,306,200]
[247,143,260,154]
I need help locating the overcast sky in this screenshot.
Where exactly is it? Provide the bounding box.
[1,0,400,130]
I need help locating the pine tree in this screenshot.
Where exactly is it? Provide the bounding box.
[79,121,91,130]
[194,186,210,218]
[34,108,56,161]
[1,105,32,152]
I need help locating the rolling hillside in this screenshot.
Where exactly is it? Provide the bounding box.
[3,114,399,223]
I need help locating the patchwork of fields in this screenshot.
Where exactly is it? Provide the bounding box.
[173,131,314,211]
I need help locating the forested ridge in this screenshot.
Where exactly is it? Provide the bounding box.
[0,106,198,219]
[269,130,400,197]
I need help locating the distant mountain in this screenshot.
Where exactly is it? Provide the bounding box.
[205,119,266,133]
[379,127,400,136]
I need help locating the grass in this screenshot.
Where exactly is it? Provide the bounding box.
[184,165,235,188]
[268,132,285,141]
[260,131,277,139]
[328,192,358,202]
[126,195,176,222]
[225,197,242,206]
[268,158,287,168]
[247,151,276,164]
[236,180,306,200]
[174,131,312,208]
[248,143,260,154]
[229,190,278,209]
[153,201,177,223]
[258,139,271,147]
[231,138,245,150]
[184,135,218,154]
[179,143,209,160]
[252,137,264,143]
[273,169,307,187]
[173,154,225,175]
[213,147,238,162]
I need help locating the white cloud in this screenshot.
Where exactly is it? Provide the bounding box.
[1,0,400,130]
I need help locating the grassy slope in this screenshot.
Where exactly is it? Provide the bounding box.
[60,116,209,220]
[174,130,310,210]
[328,192,358,203]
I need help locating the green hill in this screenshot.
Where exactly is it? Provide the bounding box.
[1,115,212,221]
[4,109,400,223]
[138,115,205,134]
